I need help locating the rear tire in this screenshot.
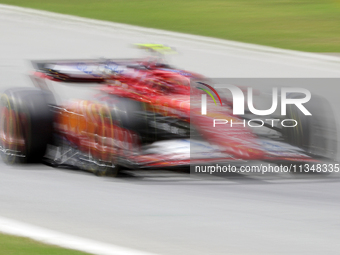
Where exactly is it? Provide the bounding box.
[0,88,55,163]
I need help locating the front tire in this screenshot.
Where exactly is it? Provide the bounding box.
[283,94,337,160]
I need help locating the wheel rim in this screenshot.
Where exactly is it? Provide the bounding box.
[0,95,26,163]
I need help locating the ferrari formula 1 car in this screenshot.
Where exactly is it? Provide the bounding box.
[0,45,337,176]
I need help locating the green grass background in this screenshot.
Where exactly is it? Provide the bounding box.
[1,0,340,52]
[0,233,91,255]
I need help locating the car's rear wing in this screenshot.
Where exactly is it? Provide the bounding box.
[31,58,146,83]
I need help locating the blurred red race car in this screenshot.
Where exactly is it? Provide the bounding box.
[0,44,337,176]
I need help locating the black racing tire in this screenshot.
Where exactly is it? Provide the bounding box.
[283,94,337,161]
[0,88,55,163]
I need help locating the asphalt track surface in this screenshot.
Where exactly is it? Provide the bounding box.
[1,6,340,255]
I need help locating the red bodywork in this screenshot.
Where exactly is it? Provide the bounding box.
[30,60,317,167]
